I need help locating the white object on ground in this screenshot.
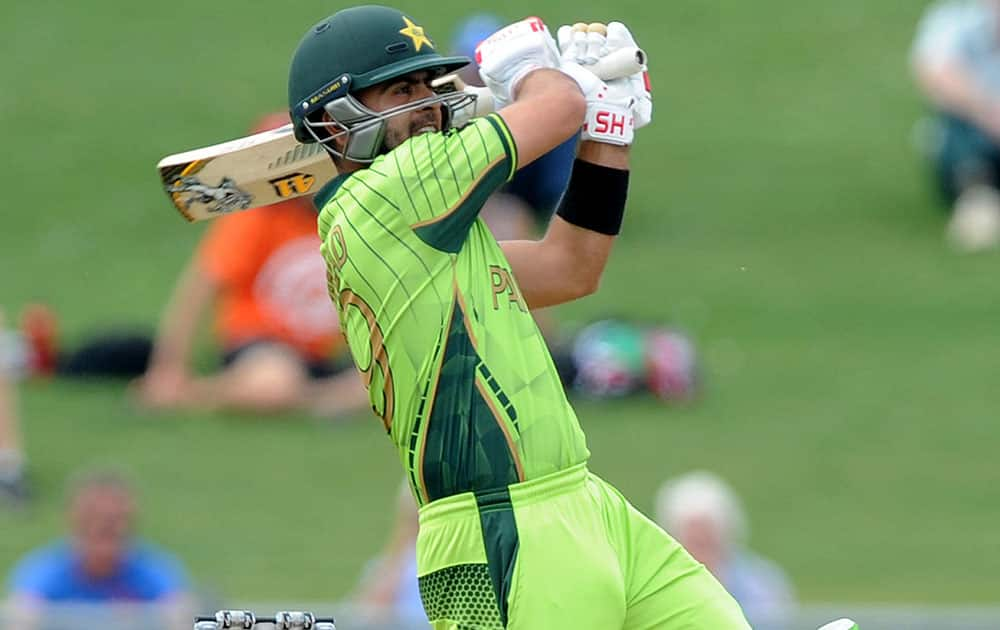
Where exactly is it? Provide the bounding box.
[948,185,1000,252]
[816,619,859,630]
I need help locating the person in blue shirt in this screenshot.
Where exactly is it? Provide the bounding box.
[5,469,193,628]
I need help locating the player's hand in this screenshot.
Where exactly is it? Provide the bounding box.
[605,22,652,130]
[475,17,561,110]
[557,23,634,145]
[557,22,652,145]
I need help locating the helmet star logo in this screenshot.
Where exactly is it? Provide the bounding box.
[399,17,433,51]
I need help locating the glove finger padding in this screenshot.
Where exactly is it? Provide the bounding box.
[557,23,607,66]
[556,24,575,59]
[583,25,606,64]
[606,22,638,51]
[476,17,560,110]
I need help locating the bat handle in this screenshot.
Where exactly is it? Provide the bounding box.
[589,46,647,80]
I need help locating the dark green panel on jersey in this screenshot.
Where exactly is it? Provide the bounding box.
[476,487,519,626]
[483,114,518,177]
[412,159,511,254]
[421,299,520,502]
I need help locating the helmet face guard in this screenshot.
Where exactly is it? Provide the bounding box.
[302,87,476,163]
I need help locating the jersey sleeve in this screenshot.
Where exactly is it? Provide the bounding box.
[382,113,518,253]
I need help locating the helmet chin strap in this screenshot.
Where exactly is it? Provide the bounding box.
[304,90,476,163]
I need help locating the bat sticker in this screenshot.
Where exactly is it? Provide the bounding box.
[269,172,316,198]
[166,176,253,215]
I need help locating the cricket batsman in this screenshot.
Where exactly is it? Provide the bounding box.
[288,5,751,628]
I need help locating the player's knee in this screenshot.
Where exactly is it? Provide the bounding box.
[226,346,309,411]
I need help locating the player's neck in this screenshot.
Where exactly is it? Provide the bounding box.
[332,154,364,175]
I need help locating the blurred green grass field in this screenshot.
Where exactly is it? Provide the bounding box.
[2,0,999,605]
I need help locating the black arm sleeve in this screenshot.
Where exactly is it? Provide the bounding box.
[555,159,630,236]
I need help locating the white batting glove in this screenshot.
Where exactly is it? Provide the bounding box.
[606,22,652,130]
[475,17,561,110]
[557,23,634,145]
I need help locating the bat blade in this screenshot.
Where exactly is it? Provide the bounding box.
[157,123,337,222]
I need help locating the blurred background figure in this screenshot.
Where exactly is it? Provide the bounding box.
[0,309,30,505]
[4,468,193,629]
[655,471,795,629]
[569,318,699,402]
[911,0,1000,251]
[353,480,424,626]
[49,114,369,418]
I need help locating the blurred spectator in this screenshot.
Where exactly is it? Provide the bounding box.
[4,468,193,629]
[569,318,699,401]
[655,471,795,629]
[911,0,1000,250]
[0,304,58,382]
[353,480,424,625]
[0,309,30,505]
[48,113,369,418]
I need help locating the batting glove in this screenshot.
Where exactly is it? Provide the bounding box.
[605,22,652,130]
[557,22,652,145]
[476,17,561,110]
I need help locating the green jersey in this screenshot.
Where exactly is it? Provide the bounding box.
[316,114,590,505]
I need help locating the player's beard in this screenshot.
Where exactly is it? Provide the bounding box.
[380,109,441,153]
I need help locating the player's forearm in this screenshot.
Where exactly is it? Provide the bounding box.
[577,139,630,170]
[503,147,631,306]
[501,221,613,309]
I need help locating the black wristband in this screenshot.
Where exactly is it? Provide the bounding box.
[555,159,630,236]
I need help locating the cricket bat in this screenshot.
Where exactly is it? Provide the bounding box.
[157,46,646,222]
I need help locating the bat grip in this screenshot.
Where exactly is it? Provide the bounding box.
[589,46,646,80]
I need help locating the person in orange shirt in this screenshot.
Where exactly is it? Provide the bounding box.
[133,113,367,416]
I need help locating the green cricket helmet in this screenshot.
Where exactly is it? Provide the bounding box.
[288,5,473,162]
